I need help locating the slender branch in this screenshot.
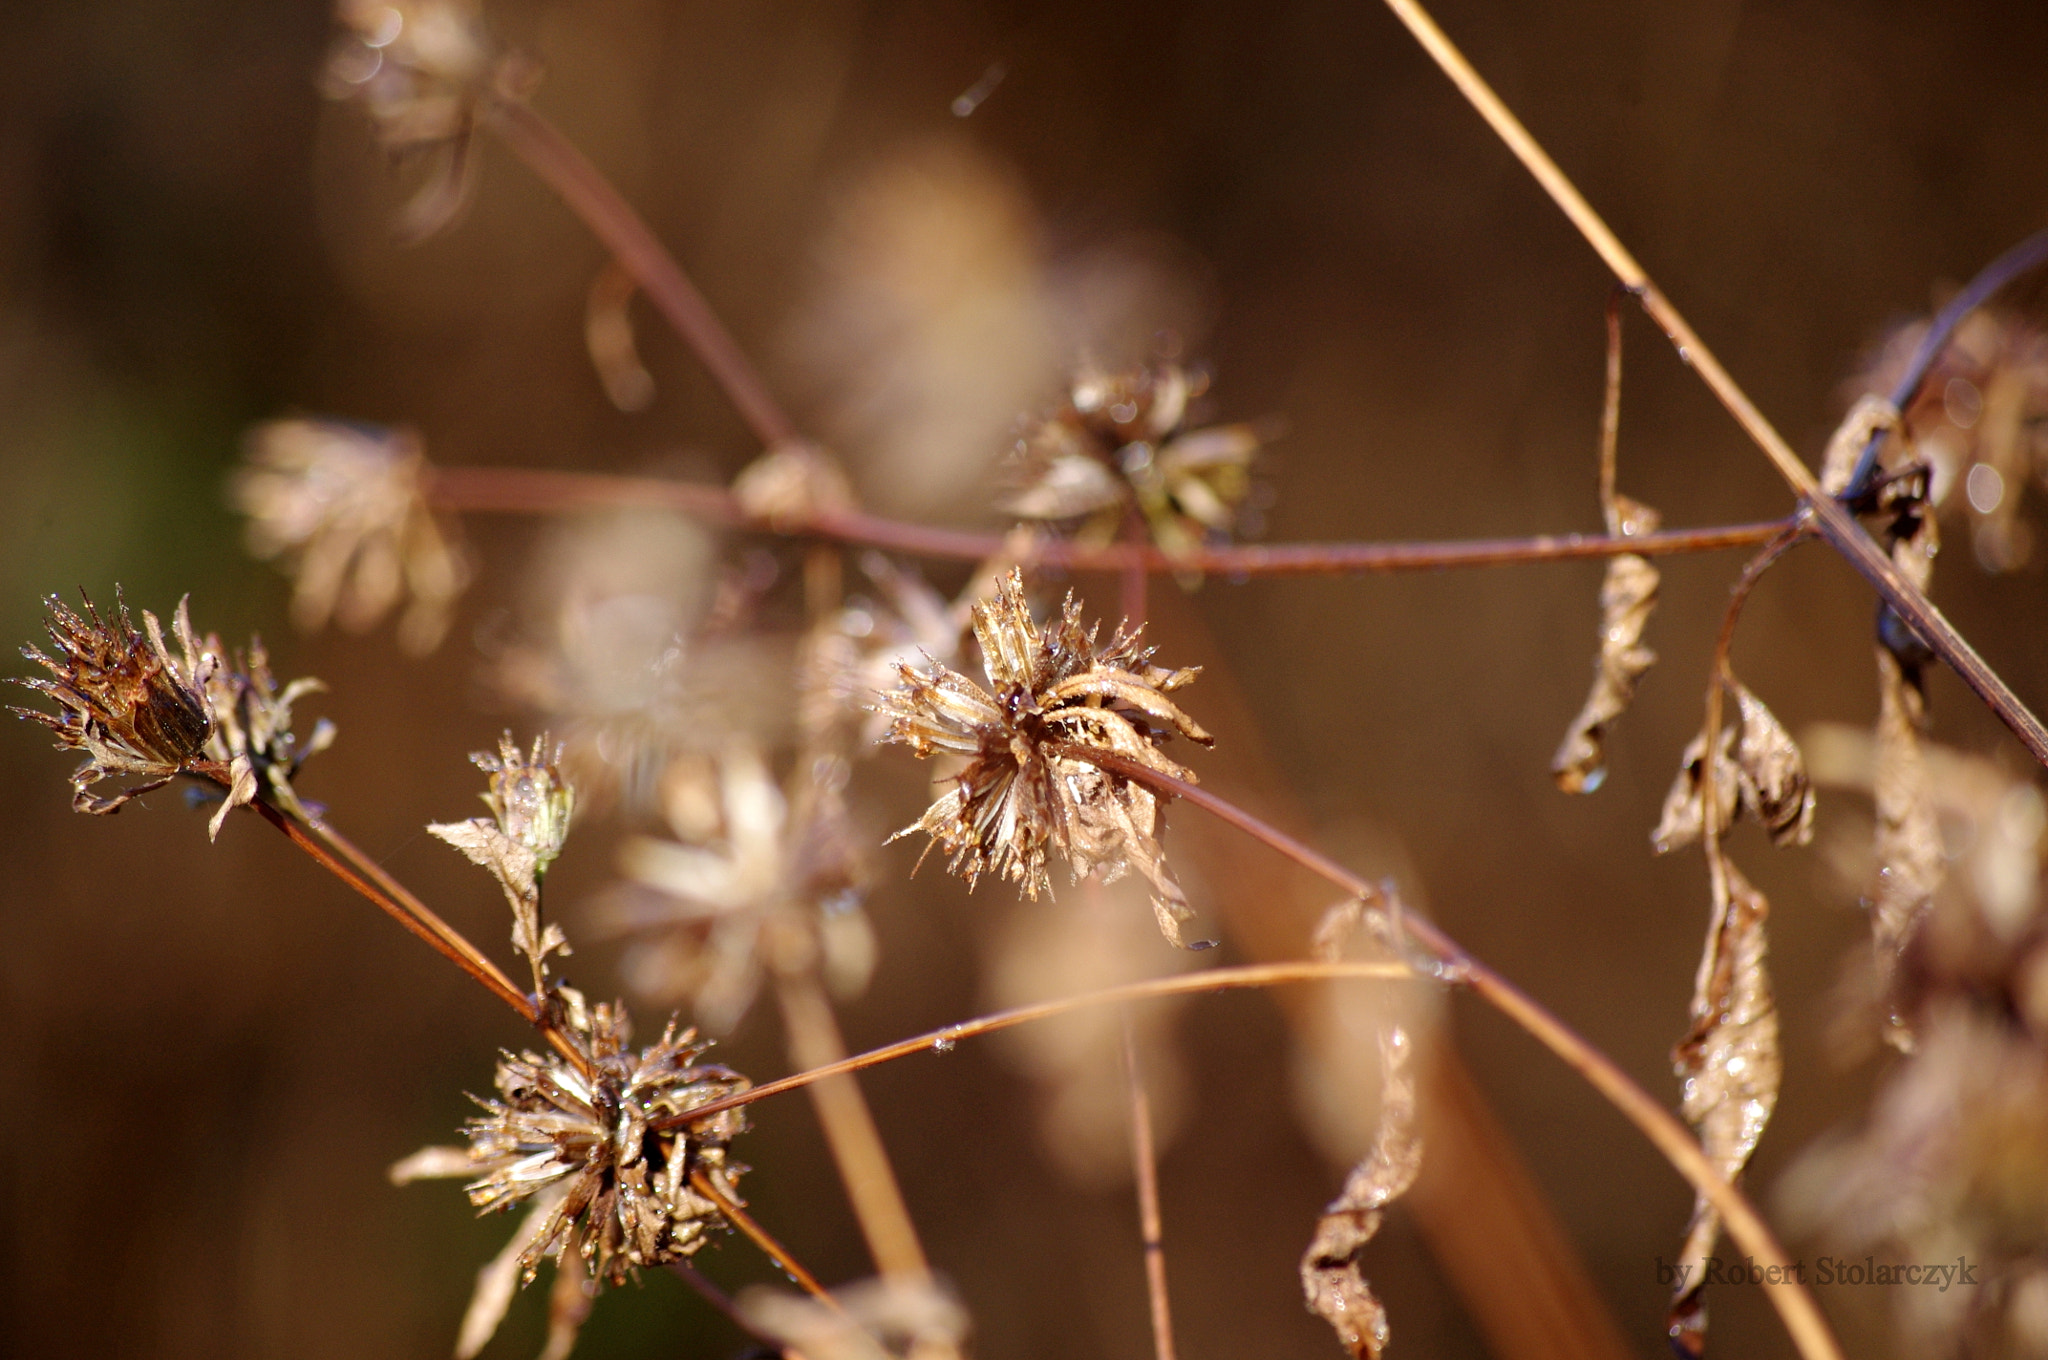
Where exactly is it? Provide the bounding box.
[1044,741,1848,1360]
[427,463,1788,575]
[1380,0,1817,498]
[690,1169,845,1316]
[660,962,1414,1127]
[481,98,798,449]
[666,1259,785,1355]
[773,971,933,1284]
[1122,1011,1177,1360]
[1378,0,2048,770]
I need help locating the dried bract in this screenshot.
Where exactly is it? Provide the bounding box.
[1001,360,1259,558]
[877,567,1213,945]
[431,734,577,991]
[233,419,471,653]
[15,590,215,815]
[393,998,749,1356]
[1667,855,1780,1356]
[1301,1027,1423,1360]
[604,745,872,1033]
[200,635,334,827]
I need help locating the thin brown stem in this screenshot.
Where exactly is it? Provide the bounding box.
[666,1259,785,1354]
[1379,0,2048,770]
[482,99,797,448]
[1379,0,1816,498]
[661,962,1414,1128]
[1044,741,1847,1360]
[690,1169,846,1316]
[428,463,1788,575]
[1597,286,1626,535]
[1121,1011,1177,1360]
[773,970,932,1284]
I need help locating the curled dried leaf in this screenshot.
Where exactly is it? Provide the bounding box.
[585,260,655,412]
[1552,550,1660,794]
[1667,855,1780,1357]
[1652,681,1814,852]
[1728,680,1815,847]
[1302,1027,1422,1360]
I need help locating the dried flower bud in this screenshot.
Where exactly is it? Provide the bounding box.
[877,567,1214,945]
[233,419,471,654]
[1001,360,1260,558]
[322,1,538,239]
[393,1000,749,1356]
[431,734,576,990]
[15,590,216,815]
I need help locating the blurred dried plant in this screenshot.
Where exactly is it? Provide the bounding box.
[233,419,472,653]
[1001,359,1260,559]
[738,1275,970,1360]
[602,744,873,1034]
[878,567,1214,946]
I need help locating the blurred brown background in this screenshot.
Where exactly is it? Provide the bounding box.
[5,1,2048,1357]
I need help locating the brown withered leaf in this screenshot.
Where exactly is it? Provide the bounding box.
[1552,549,1660,794]
[1727,680,1815,847]
[1651,727,1738,856]
[1872,651,1941,1045]
[1667,855,1780,1357]
[1652,682,1814,853]
[1302,1026,1422,1360]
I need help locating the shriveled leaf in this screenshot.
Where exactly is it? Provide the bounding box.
[1302,1027,1422,1360]
[1872,649,1941,1045]
[1667,855,1780,1357]
[1727,681,1815,847]
[1817,394,1904,495]
[1552,551,1660,794]
[1652,728,1737,855]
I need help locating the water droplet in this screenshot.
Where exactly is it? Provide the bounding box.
[932,1034,956,1053]
[1676,346,1694,366]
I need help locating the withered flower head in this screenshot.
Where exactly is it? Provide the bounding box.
[431,734,577,991]
[323,1,537,240]
[1001,360,1260,558]
[606,746,873,1033]
[15,590,215,815]
[392,998,750,1354]
[877,567,1214,946]
[233,419,471,654]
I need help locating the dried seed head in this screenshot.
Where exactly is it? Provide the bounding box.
[877,567,1213,945]
[1001,360,1260,558]
[606,746,872,1032]
[393,998,750,1351]
[15,590,216,814]
[233,420,471,653]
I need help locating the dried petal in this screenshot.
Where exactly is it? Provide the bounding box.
[1552,551,1660,794]
[1667,855,1780,1356]
[1302,1027,1422,1360]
